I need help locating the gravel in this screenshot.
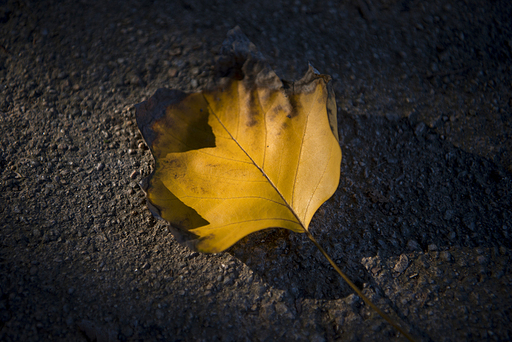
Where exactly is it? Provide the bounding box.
[1,0,511,341]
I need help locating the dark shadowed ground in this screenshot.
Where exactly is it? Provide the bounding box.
[1,0,511,341]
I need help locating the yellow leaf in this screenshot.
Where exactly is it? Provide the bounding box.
[135,28,416,341]
[136,31,341,253]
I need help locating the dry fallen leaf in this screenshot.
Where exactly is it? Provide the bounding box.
[136,27,416,342]
[136,28,341,253]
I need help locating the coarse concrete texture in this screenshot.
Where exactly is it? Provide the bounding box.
[1,0,511,341]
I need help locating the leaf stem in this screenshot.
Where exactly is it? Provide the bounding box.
[304,229,417,342]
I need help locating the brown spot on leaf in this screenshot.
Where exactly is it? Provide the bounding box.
[270,104,283,122]
[287,94,300,119]
[245,89,260,127]
[279,121,288,134]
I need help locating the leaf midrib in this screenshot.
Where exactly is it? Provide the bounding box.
[202,90,308,232]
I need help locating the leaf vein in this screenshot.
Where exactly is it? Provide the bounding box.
[304,138,335,222]
[291,87,320,211]
[180,195,287,206]
[196,150,252,164]
[202,91,307,231]
[257,88,268,170]
[196,217,301,231]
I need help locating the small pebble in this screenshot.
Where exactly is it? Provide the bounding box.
[431,267,443,277]
[155,309,164,320]
[168,68,178,77]
[428,244,438,251]
[476,255,488,265]
[415,122,426,137]
[443,210,454,220]
[394,254,410,273]
[347,293,360,306]
[169,47,182,56]
[122,326,134,337]
[130,170,139,179]
[96,162,105,171]
[128,149,137,155]
[407,239,421,251]
[440,251,454,262]
[188,252,199,259]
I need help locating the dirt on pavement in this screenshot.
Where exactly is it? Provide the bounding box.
[1,0,512,341]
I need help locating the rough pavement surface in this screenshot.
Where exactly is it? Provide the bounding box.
[1,0,511,341]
